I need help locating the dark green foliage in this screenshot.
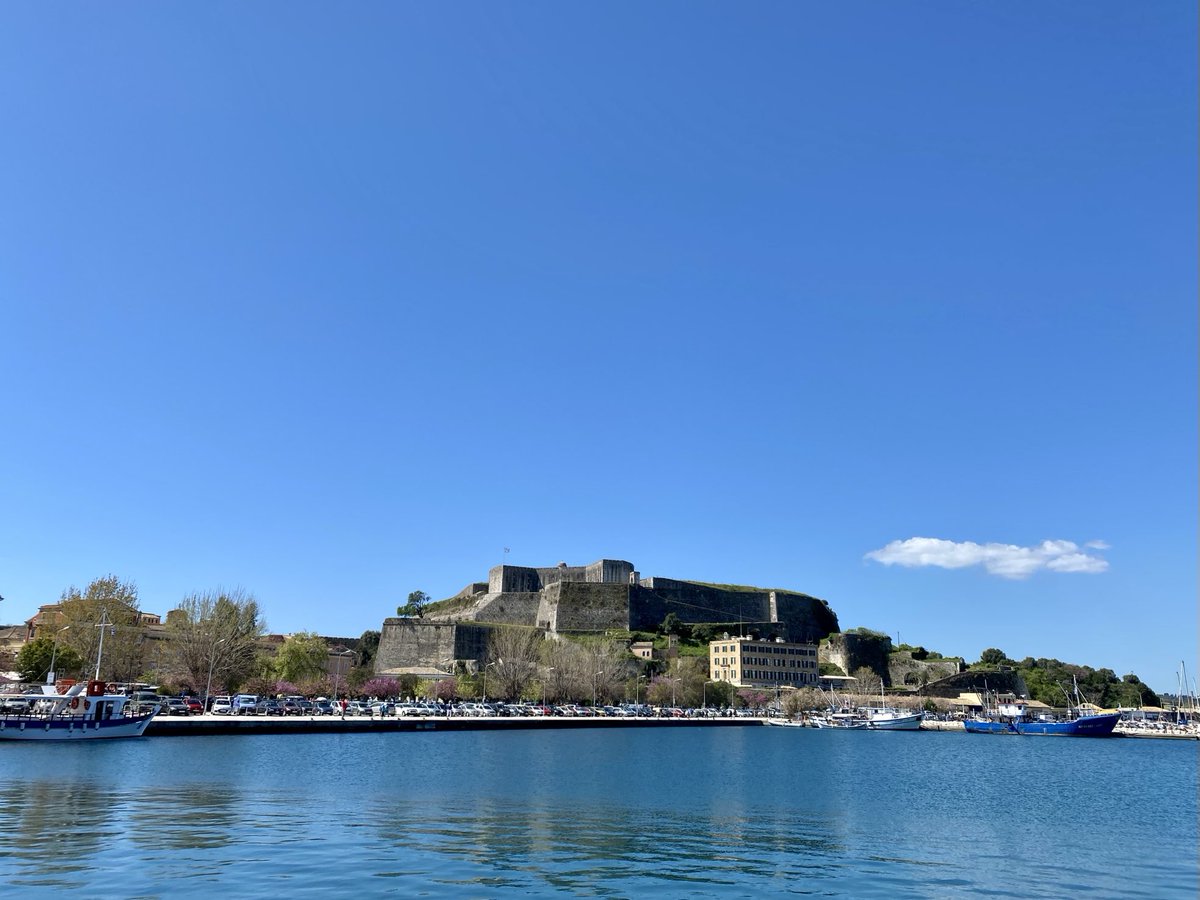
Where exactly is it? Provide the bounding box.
[355,630,380,669]
[1017,657,1160,708]
[979,648,1008,666]
[16,636,84,683]
[397,590,429,617]
[659,613,691,639]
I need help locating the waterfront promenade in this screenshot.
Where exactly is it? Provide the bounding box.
[145,714,1199,738]
[146,712,762,736]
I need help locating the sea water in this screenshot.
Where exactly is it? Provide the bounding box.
[0,726,1196,897]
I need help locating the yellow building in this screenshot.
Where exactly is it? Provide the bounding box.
[709,636,820,689]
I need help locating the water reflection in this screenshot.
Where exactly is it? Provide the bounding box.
[0,781,116,887]
[0,730,1194,898]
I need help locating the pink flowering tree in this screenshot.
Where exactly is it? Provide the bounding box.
[427,677,457,702]
[362,677,400,699]
[737,689,769,709]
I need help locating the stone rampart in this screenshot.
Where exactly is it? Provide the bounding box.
[467,592,543,626]
[550,581,630,633]
[633,580,837,643]
[922,668,1026,699]
[374,619,494,675]
[888,652,964,689]
[821,632,893,685]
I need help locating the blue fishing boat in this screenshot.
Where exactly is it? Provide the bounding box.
[963,696,1119,737]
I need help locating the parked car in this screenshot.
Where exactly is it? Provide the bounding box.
[277,698,303,716]
[312,699,335,716]
[211,696,233,715]
[162,698,192,716]
[180,697,203,714]
[232,694,259,716]
[344,701,372,716]
[255,699,282,716]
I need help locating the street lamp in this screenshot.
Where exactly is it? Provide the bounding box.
[634,674,645,713]
[542,667,555,711]
[483,660,500,704]
[204,638,227,712]
[592,670,604,709]
[47,625,70,686]
[331,649,354,709]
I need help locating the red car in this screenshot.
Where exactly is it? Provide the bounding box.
[180,697,203,714]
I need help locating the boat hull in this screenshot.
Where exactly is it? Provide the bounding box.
[963,713,1120,737]
[867,712,924,731]
[0,713,156,740]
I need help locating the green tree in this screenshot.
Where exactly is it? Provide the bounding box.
[704,679,735,709]
[397,591,429,618]
[979,648,1008,666]
[15,636,84,683]
[355,630,381,670]
[274,632,329,683]
[659,612,691,639]
[57,575,146,682]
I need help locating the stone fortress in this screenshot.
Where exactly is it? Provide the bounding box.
[374,557,842,677]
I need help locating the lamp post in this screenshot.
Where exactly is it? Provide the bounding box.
[47,625,70,686]
[634,674,645,713]
[593,670,604,709]
[542,667,555,711]
[483,660,499,704]
[204,638,226,712]
[331,649,354,709]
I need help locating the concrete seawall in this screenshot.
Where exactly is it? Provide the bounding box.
[146,714,763,737]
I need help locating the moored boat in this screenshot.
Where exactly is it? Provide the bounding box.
[963,697,1119,737]
[0,680,157,740]
[811,709,870,729]
[862,707,925,731]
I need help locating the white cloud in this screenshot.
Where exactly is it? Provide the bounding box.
[864,537,1109,579]
[1085,540,1111,550]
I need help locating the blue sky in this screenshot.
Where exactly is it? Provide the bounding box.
[1,4,1195,693]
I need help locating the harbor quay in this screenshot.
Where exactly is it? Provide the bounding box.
[144,715,1199,738]
[145,713,763,736]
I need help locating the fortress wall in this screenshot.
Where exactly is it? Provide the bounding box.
[469,592,542,626]
[888,652,964,688]
[821,633,893,685]
[771,592,841,643]
[551,582,630,632]
[629,581,772,632]
[375,619,458,675]
[489,565,540,593]
[374,620,495,676]
[586,559,635,584]
[451,623,493,665]
[923,669,1024,699]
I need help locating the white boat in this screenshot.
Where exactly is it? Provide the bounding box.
[0,680,157,740]
[811,708,870,729]
[862,707,925,731]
